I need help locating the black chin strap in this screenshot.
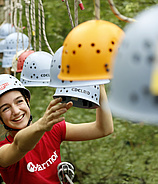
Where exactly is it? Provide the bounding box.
[2,115,33,131]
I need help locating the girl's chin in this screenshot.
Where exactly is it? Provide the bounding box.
[11,121,29,130]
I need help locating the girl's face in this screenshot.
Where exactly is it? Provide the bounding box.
[0,90,30,130]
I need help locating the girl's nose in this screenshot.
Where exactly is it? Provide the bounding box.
[11,104,20,115]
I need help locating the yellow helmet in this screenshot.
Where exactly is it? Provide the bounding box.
[58,20,124,81]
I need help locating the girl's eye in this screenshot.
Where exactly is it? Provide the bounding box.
[17,100,23,104]
[2,106,9,112]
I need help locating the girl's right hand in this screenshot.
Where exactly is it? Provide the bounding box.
[38,97,73,131]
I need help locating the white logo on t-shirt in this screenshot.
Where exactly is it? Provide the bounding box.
[27,151,58,172]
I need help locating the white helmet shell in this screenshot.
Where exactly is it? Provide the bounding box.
[109,5,158,124]
[20,51,53,86]
[0,23,16,39]
[2,32,32,68]
[2,56,15,68]
[0,39,6,53]
[53,85,100,109]
[0,74,30,100]
[3,32,32,57]
[49,46,110,87]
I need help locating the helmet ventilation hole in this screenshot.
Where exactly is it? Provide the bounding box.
[154,96,158,105]
[133,53,141,63]
[109,48,113,52]
[96,49,100,53]
[147,54,154,64]
[130,93,139,103]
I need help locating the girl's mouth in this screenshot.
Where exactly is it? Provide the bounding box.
[12,114,24,122]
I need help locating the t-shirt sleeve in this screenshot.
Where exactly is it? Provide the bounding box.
[50,120,66,142]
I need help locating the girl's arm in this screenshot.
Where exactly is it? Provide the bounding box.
[65,84,114,141]
[0,98,72,168]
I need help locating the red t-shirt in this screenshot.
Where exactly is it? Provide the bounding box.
[0,120,66,184]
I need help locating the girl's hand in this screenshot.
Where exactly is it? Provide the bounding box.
[38,97,73,131]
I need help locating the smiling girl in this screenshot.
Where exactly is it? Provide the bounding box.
[0,74,113,184]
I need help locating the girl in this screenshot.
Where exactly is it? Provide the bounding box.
[0,74,113,184]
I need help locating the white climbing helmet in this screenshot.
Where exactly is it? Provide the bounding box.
[0,23,16,39]
[0,74,30,100]
[109,5,158,124]
[49,46,110,87]
[53,85,100,109]
[3,32,31,57]
[2,32,32,68]
[2,56,15,68]
[20,51,53,86]
[0,39,6,53]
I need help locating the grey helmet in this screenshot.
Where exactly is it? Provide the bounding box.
[109,5,158,124]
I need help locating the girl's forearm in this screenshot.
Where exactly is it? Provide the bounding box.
[96,85,114,136]
[13,118,45,153]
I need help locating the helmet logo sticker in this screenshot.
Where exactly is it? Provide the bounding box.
[71,88,90,95]
[0,82,10,90]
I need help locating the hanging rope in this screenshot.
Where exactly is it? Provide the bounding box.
[94,0,100,20]
[107,0,135,23]
[24,0,32,50]
[74,0,78,27]
[30,0,36,51]
[65,0,74,29]
[38,0,42,51]
[13,0,24,31]
[38,0,54,55]
[4,0,10,23]
[11,0,25,76]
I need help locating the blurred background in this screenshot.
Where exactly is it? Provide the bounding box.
[1,0,158,183]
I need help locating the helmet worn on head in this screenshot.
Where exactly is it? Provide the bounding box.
[53,85,100,109]
[58,20,124,81]
[109,5,158,124]
[20,51,53,86]
[17,50,34,73]
[0,23,16,39]
[0,74,30,100]
[49,46,110,88]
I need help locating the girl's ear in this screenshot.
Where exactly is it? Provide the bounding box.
[0,117,3,125]
[25,97,30,108]
[26,98,30,104]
